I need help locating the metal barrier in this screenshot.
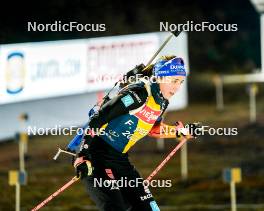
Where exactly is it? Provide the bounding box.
[213,73,263,123]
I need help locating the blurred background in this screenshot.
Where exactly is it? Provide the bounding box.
[0,0,264,210]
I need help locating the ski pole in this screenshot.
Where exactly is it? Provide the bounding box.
[146,121,189,181]
[146,137,188,181]
[31,176,79,211]
[53,148,76,160]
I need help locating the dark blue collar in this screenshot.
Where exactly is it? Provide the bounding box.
[150,82,169,109]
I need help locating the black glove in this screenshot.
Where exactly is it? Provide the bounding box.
[186,122,202,138]
[74,156,93,179]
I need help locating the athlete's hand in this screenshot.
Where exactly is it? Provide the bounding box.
[175,121,192,140]
[74,156,93,179]
[185,122,202,139]
[175,121,202,140]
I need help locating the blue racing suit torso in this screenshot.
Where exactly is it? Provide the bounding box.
[97,80,169,153]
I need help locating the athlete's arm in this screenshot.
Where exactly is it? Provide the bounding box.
[78,84,148,156]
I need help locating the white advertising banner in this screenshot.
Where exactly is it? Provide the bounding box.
[0,34,160,104]
[0,40,87,104]
[86,34,159,91]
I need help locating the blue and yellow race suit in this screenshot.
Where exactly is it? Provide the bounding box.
[79,79,175,211]
[97,79,169,153]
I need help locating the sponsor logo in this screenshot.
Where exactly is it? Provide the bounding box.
[5,52,26,94]
[140,193,153,201]
[121,95,134,107]
[108,130,119,137]
[135,106,161,124]
[170,64,184,70]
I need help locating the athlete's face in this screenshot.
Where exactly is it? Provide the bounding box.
[158,76,186,100]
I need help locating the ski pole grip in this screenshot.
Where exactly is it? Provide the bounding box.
[171,30,182,37]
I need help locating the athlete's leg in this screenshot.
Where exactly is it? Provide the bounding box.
[120,168,160,211]
[83,176,129,211]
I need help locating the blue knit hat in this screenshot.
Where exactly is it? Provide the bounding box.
[153,57,186,77]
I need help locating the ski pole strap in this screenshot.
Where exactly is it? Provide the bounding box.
[31,176,79,211]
